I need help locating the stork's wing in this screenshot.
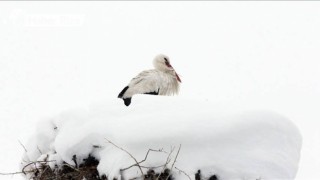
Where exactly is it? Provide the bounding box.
[126,70,161,96]
[130,70,156,85]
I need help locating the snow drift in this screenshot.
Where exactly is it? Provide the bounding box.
[21,96,302,180]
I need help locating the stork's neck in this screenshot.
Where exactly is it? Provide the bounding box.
[154,65,169,72]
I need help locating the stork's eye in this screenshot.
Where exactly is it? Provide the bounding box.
[164,57,168,62]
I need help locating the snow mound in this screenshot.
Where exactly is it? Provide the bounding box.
[21,96,302,180]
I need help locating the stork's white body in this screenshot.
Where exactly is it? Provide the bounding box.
[124,69,180,97]
[118,54,181,106]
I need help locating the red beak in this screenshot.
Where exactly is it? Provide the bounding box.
[175,73,181,82]
[165,61,181,82]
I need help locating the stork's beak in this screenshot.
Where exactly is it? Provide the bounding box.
[165,61,181,82]
[175,72,181,82]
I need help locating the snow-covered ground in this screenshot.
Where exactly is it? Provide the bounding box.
[22,96,302,180]
[1,1,320,180]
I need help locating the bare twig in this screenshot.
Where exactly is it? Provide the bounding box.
[5,141,185,180]
[121,148,165,171]
[175,167,192,180]
[21,160,56,175]
[139,164,167,169]
[105,138,144,177]
[22,162,37,175]
[18,140,27,152]
[0,168,49,176]
[0,171,25,175]
[156,146,175,180]
[37,146,42,155]
[170,144,181,171]
[166,144,181,180]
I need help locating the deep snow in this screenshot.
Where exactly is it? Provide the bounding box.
[22,96,302,180]
[1,2,320,180]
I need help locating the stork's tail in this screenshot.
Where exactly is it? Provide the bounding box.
[118,86,129,98]
[123,98,131,106]
[118,86,132,106]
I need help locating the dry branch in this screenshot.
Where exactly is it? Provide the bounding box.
[165,144,181,180]
[0,160,55,176]
[175,167,192,180]
[18,140,27,152]
[105,138,144,177]
[121,148,166,171]
[156,146,175,180]
[4,139,189,180]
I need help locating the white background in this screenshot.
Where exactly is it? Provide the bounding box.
[0,2,319,179]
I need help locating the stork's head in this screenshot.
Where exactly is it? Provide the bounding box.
[153,54,172,71]
[153,54,181,82]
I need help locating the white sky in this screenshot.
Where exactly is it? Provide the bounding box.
[0,1,319,179]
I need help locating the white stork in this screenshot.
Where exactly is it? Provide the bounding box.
[118,54,181,106]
